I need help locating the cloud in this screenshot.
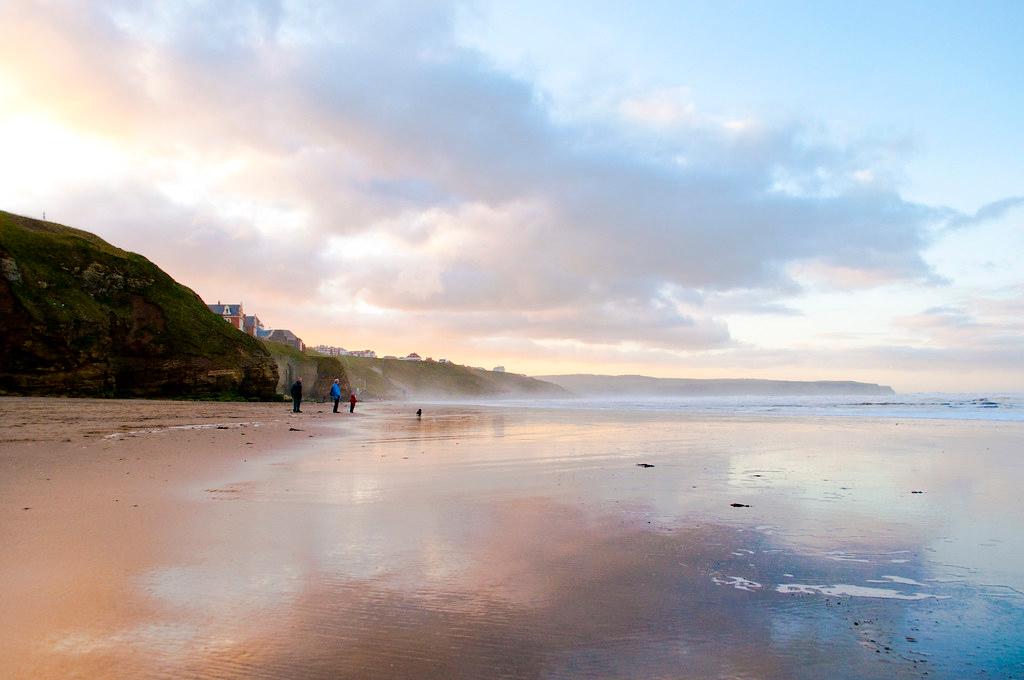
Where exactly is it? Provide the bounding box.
[0,0,1008,362]
[946,196,1024,230]
[619,87,698,127]
[894,296,1024,349]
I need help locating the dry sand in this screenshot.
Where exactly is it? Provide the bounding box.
[1,397,1022,678]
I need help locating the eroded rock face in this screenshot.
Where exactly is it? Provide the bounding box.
[0,210,278,399]
[264,345,352,401]
[2,256,21,283]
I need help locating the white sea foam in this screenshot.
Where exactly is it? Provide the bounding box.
[776,583,948,600]
[712,575,763,592]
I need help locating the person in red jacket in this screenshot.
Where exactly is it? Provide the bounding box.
[349,392,358,413]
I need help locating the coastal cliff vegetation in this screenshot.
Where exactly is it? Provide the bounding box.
[0,210,278,399]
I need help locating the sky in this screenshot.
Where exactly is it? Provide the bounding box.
[0,0,1021,392]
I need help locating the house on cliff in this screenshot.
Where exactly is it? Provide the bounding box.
[207,303,267,339]
[266,329,305,351]
[312,344,346,356]
[242,314,264,337]
[207,301,244,330]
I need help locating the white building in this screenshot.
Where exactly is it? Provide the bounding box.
[492,366,506,373]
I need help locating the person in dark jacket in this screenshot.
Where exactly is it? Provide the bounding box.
[330,378,342,413]
[349,392,358,413]
[290,377,303,413]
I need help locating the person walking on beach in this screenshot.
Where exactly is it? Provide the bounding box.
[290,377,303,413]
[330,378,342,413]
[349,391,358,413]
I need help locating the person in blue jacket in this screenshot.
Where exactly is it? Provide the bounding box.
[330,378,342,413]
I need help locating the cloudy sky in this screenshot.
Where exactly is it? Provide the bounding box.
[1,1,1021,391]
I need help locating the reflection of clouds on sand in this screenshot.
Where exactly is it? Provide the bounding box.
[139,563,304,613]
[725,425,921,509]
[164,411,1024,676]
[316,504,481,588]
[180,494,1019,679]
[775,420,1021,596]
[717,419,1024,602]
[321,470,385,505]
[11,404,1023,678]
[169,500,877,679]
[53,622,202,656]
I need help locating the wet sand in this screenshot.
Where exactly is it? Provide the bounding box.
[1,398,1022,678]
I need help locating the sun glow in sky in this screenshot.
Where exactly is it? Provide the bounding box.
[1,1,1021,391]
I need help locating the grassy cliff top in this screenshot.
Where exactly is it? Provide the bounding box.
[0,209,268,359]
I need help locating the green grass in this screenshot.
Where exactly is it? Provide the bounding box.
[0,210,268,359]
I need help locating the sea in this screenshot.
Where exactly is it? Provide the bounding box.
[458,392,1024,422]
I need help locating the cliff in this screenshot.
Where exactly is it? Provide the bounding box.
[0,210,278,399]
[535,374,896,397]
[263,341,352,400]
[334,356,567,400]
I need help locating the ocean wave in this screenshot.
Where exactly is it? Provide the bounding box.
[442,393,1024,422]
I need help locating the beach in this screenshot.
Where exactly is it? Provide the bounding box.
[2,397,1022,679]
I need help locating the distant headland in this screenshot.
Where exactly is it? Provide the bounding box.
[536,374,896,397]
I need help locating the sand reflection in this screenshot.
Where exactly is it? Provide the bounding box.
[3,401,1022,678]
[137,495,975,680]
